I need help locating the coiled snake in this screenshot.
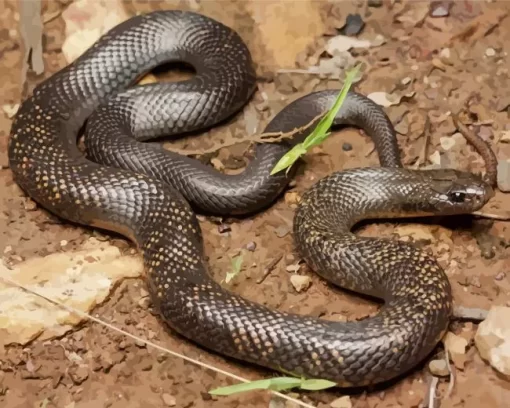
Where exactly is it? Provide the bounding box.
[9,10,493,386]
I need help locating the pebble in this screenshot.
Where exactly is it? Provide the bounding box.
[475,306,510,378]
[444,332,468,369]
[286,263,301,273]
[342,142,353,151]
[218,224,231,234]
[284,191,301,206]
[440,47,452,64]
[135,339,147,348]
[500,130,510,142]
[485,47,496,57]
[290,275,311,292]
[430,1,451,17]
[497,160,510,192]
[23,199,37,211]
[340,14,365,36]
[494,271,506,281]
[246,241,257,252]
[330,396,352,408]
[162,393,177,407]
[68,364,89,385]
[429,359,449,376]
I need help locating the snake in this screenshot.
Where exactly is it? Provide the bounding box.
[8,10,494,386]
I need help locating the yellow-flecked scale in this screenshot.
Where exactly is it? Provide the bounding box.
[7,9,494,388]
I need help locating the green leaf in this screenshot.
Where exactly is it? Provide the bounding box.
[270,143,307,175]
[209,377,302,396]
[299,379,337,391]
[225,253,244,284]
[269,64,362,175]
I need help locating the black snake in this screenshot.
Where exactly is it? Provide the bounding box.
[8,10,493,386]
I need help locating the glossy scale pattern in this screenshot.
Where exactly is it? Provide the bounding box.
[9,10,493,386]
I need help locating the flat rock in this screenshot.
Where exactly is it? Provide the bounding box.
[474,306,510,378]
[0,238,143,346]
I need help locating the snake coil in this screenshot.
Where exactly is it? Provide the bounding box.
[9,10,493,386]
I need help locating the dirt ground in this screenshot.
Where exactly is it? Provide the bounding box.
[1,0,510,407]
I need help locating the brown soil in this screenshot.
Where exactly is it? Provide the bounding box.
[1,0,510,407]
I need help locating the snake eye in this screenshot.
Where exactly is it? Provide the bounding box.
[449,191,466,203]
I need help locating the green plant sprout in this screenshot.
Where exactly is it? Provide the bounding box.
[270,64,362,176]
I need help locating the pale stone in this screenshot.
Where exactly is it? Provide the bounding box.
[0,238,143,346]
[475,306,510,378]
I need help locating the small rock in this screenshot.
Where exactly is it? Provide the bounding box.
[330,396,352,408]
[429,359,449,376]
[342,142,353,151]
[285,191,301,206]
[485,47,496,57]
[162,393,176,406]
[339,14,365,36]
[135,339,146,348]
[430,1,451,17]
[499,130,510,142]
[23,199,37,211]
[275,226,290,238]
[497,160,510,192]
[290,275,311,292]
[444,332,468,369]
[401,77,412,85]
[246,241,257,252]
[218,224,231,234]
[495,271,506,281]
[68,364,89,385]
[439,48,453,66]
[286,263,301,273]
[475,306,510,378]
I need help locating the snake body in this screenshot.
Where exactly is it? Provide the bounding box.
[9,10,493,386]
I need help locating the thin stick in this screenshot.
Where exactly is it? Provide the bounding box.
[425,376,439,408]
[0,274,316,408]
[257,255,283,284]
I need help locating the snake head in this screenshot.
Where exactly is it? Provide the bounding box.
[425,169,494,214]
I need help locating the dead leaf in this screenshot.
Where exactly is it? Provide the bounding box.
[367,91,415,107]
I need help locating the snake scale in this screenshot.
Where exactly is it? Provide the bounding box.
[9,10,493,386]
